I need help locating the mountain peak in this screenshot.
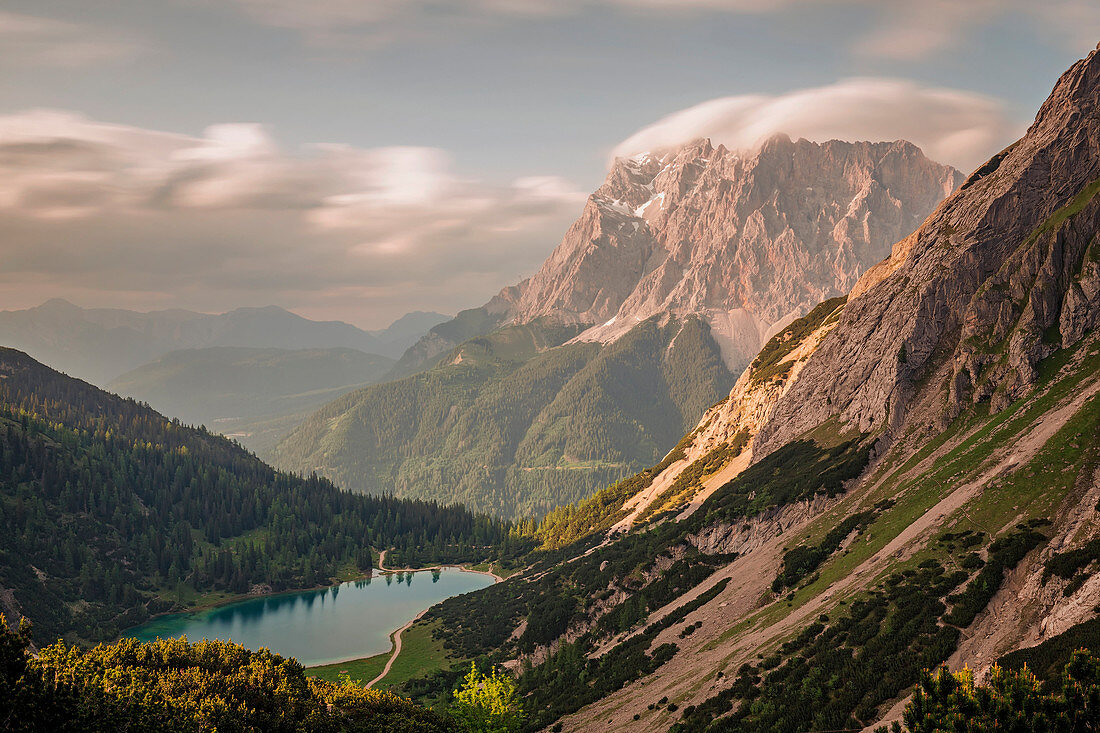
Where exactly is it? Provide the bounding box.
[1032,42,1100,134]
[509,135,961,370]
[756,43,1100,455]
[35,297,81,313]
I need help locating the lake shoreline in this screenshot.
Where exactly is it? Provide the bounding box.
[305,554,505,685]
[375,549,505,582]
[119,556,502,651]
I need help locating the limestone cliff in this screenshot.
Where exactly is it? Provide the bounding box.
[511,136,961,370]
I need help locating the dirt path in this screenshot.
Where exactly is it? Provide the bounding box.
[751,373,1100,658]
[364,550,503,688]
[366,607,428,688]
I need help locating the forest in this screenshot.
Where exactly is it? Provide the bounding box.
[273,317,736,518]
[882,651,1099,732]
[0,347,510,644]
[0,615,533,732]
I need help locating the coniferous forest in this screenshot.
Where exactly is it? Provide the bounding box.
[0,347,510,644]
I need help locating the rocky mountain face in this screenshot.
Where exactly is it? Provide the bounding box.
[403,45,1100,733]
[277,138,961,518]
[756,42,1100,456]
[508,135,962,369]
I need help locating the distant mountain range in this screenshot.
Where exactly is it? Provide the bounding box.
[0,299,448,386]
[0,300,448,451]
[107,346,396,454]
[275,136,962,516]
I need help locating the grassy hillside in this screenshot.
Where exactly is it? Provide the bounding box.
[385,331,1100,732]
[273,317,736,518]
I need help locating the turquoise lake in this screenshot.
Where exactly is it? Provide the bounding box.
[123,568,494,666]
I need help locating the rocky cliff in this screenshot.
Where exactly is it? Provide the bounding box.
[755,42,1100,457]
[510,136,961,369]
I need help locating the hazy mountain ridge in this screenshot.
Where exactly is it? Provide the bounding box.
[0,299,445,386]
[108,346,396,454]
[394,44,1100,732]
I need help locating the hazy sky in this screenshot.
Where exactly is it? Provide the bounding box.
[2,1,1097,328]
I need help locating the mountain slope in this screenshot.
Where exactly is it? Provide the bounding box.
[0,347,507,644]
[274,317,735,517]
[367,310,450,356]
[0,300,436,385]
[108,346,395,453]
[396,138,959,376]
[281,138,960,517]
[511,136,961,368]
[392,44,1100,733]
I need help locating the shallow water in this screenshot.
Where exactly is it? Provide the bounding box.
[123,568,493,666]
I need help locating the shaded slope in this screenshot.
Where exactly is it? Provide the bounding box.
[274,318,735,517]
[108,346,394,453]
[0,300,430,385]
[0,347,507,644]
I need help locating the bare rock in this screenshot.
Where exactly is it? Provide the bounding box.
[508,136,961,371]
[756,42,1100,458]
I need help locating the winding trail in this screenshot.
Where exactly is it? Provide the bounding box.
[366,607,427,688]
[365,550,503,688]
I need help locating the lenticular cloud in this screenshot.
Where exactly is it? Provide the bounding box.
[611,77,1020,174]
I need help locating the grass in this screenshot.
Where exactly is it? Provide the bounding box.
[380,619,459,688]
[1023,176,1100,250]
[306,618,460,693]
[307,652,388,686]
[704,335,1100,661]
[465,561,520,579]
[749,297,846,385]
[965,390,1100,533]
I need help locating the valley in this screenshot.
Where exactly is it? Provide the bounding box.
[124,567,494,667]
[4,10,1100,732]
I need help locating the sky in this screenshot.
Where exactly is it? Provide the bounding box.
[1,1,1098,328]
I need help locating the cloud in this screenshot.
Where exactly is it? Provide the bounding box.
[229,0,1100,59]
[850,0,1001,61]
[0,11,143,67]
[0,110,584,325]
[1029,0,1100,54]
[610,78,1020,173]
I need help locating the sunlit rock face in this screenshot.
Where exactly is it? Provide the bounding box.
[509,135,962,371]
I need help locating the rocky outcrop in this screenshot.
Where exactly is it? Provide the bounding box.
[689,298,846,458]
[756,42,1100,456]
[510,137,961,370]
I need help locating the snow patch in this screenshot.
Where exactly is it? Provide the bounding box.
[634,191,666,217]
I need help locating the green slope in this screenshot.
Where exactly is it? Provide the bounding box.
[272,317,736,518]
[0,347,508,644]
